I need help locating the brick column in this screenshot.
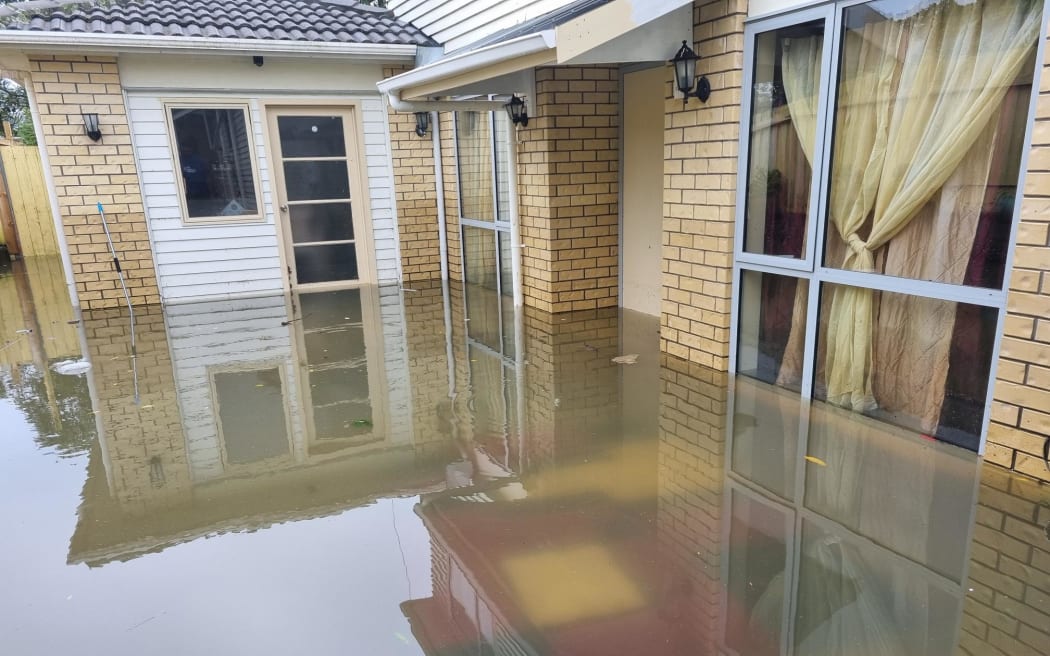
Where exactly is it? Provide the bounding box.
[386,67,442,282]
[989,21,1050,482]
[517,65,620,313]
[28,55,160,310]
[661,0,746,369]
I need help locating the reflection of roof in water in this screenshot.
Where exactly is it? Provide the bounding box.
[68,440,454,567]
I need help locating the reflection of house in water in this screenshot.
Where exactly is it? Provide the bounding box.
[68,284,457,566]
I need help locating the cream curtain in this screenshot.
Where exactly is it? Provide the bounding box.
[823,0,1041,411]
[775,36,824,387]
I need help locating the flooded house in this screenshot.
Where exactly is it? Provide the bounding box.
[0,0,1048,654]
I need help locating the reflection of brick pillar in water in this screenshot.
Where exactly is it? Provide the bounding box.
[655,355,729,653]
[403,281,457,457]
[82,305,191,516]
[954,468,1050,656]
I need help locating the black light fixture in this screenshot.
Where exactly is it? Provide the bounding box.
[504,94,528,127]
[670,40,711,104]
[81,112,102,141]
[253,55,265,67]
[149,456,165,487]
[414,111,431,137]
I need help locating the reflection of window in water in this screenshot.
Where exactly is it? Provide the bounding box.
[214,368,289,466]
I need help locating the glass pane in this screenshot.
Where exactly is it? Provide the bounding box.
[214,369,288,465]
[737,269,808,390]
[794,520,962,656]
[277,116,346,158]
[822,0,1039,289]
[816,282,998,451]
[170,107,258,218]
[456,111,495,222]
[294,243,359,284]
[743,20,824,258]
[494,111,513,223]
[499,232,516,359]
[731,375,801,501]
[284,161,350,201]
[805,401,976,583]
[289,202,354,244]
[726,489,788,656]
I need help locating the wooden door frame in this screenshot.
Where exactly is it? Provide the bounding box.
[261,101,377,292]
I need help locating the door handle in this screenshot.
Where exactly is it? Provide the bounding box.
[279,204,288,212]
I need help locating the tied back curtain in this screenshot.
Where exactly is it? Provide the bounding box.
[816,0,1041,411]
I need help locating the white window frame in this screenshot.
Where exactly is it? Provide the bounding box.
[728,0,1050,456]
[164,101,265,225]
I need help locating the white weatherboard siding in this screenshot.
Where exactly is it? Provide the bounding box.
[122,57,401,303]
[388,0,577,51]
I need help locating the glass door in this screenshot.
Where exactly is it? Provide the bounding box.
[268,107,372,289]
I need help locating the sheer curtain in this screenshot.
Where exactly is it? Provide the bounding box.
[822,0,1041,411]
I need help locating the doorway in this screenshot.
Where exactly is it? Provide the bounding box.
[267,106,374,290]
[621,66,665,317]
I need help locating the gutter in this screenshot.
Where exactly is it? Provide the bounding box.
[377,30,555,112]
[0,31,420,59]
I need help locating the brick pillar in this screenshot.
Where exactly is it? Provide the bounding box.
[517,65,620,313]
[661,0,746,369]
[386,67,442,282]
[28,55,160,310]
[439,112,463,281]
[989,20,1050,482]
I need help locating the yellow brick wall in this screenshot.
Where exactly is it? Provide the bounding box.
[439,112,462,281]
[989,23,1050,483]
[661,0,746,369]
[29,55,160,309]
[385,67,442,282]
[517,65,620,313]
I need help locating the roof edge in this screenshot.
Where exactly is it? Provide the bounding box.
[0,31,419,59]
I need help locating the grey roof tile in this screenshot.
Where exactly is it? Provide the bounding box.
[0,0,437,46]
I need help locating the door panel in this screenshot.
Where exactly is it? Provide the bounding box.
[268,107,370,289]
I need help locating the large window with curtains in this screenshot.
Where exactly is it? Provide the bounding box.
[731,0,1043,452]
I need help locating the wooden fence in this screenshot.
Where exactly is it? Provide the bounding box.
[0,256,80,369]
[0,145,59,256]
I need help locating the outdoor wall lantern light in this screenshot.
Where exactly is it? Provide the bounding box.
[671,41,711,104]
[504,95,529,127]
[82,112,102,141]
[414,111,431,137]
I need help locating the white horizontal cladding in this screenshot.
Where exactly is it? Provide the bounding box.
[126,93,284,302]
[748,0,828,18]
[0,31,417,59]
[388,0,577,52]
[164,295,299,482]
[119,55,386,93]
[126,80,402,299]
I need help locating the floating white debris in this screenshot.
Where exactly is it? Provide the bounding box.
[51,359,92,376]
[611,354,639,365]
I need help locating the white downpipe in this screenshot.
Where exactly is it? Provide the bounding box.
[508,128,524,309]
[431,111,449,281]
[26,82,80,309]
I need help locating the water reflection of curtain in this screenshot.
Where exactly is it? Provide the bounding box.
[776,1,1039,424]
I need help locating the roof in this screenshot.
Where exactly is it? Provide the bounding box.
[0,0,437,46]
[451,0,613,54]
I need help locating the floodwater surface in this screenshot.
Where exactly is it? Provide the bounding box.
[0,257,1048,656]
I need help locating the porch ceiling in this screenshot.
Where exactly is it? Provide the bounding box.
[378,0,692,103]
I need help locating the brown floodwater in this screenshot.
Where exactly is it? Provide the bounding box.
[0,257,1047,656]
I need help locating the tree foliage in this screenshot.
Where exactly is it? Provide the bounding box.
[0,78,34,143]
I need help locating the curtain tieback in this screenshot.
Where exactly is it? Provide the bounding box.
[845,232,875,272]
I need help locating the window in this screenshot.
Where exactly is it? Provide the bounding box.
[732,0,1043,452]
[167,104,261,223]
